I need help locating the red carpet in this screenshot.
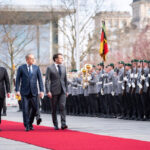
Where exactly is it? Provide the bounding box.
[0,120,150,150]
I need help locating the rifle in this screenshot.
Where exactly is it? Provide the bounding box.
[129,65,133,94]
[123,64,127,95]
[131,62,138,94]
[147,62,150,94]
[101,63,105,95]
[140,61,144,94]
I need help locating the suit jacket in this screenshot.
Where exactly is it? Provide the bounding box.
[45,64,68,95]
[0,67,10,99]
[15,64,44,96]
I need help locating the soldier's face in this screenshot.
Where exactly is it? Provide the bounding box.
[97,65,100,70]
[99,66,102,70]
[119,64,123,68]
[89,69,93,74]
[96,70,99,74]
[143,62,148,67]
[137,62,141,67]
[108,66,113,71]
[132,62,136,67]
[106,67,109,72]
[125,66,129,71]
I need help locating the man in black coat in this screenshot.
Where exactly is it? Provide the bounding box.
[0,66,10,130]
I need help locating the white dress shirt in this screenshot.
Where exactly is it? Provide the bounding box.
[54,63,61,72]
[26,64,33,73]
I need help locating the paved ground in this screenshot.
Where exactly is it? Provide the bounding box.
[0,106,150,150]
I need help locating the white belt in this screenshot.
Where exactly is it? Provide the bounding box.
[118,81,123,83]
[72,87,78,89]
[97,82,102,85]
[104,82,113,86]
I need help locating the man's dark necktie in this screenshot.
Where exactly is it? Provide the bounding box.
[57,65,62,77]
[29,65,32,78]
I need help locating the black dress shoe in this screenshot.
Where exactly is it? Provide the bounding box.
[37,118,42,125]
[30,126,34,130]
[25,126,30,132]
[54,126,59,130]
[61,125,68,130]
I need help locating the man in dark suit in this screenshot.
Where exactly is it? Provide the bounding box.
[45,53,68,130]
[15,54,44,131]
[0,67,10,131]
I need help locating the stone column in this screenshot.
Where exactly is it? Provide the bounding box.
[49,19,58,63]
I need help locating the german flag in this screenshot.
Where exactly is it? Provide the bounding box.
[99,21,109,61]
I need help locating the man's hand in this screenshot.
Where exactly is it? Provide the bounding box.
[66,92,68,97]
[47,92,52,99]
[7,93,10,98]
[16,92,21,97]
[40,92,44,99]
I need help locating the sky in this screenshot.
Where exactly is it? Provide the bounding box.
[1,0,133,13]
[102,0,133,12]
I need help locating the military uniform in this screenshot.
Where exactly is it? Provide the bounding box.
[78,77,85,115]
[66,80,72,115]
[116,62,124,117]
[83,80,90,115]
[71,77,79,115]
[97,68,105,116]
[88,71,99,116]
[103,64,115,117]
[107,66,116,117]
[140,60,150,120]
[130,60,138,119]
[123,64,132,119]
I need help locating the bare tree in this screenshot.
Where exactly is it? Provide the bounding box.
[132,25,150,60]
[58,0,104,70]
[0,25,34,91]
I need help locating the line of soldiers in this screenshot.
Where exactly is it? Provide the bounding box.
[41,59,150,121]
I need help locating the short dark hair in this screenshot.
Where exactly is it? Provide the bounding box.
[53,53,63,62]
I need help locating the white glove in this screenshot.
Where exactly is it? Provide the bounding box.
[84,82,88,87]
[111,91,115,96]
[101,74,104,77]
[123,76,128,81]
[132,82,135,88]
[134,74,138,78]
[148,74,150,78]
[104,74,108,77]
[87,76,92,81]
[138,83,142,89]
[122,85,125,90]
[141,75,146,80]
[128,83,131,87]
[97,82,102,85]
[146,82,149,87]
[130,73,133,78]
[101,89,104,95]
